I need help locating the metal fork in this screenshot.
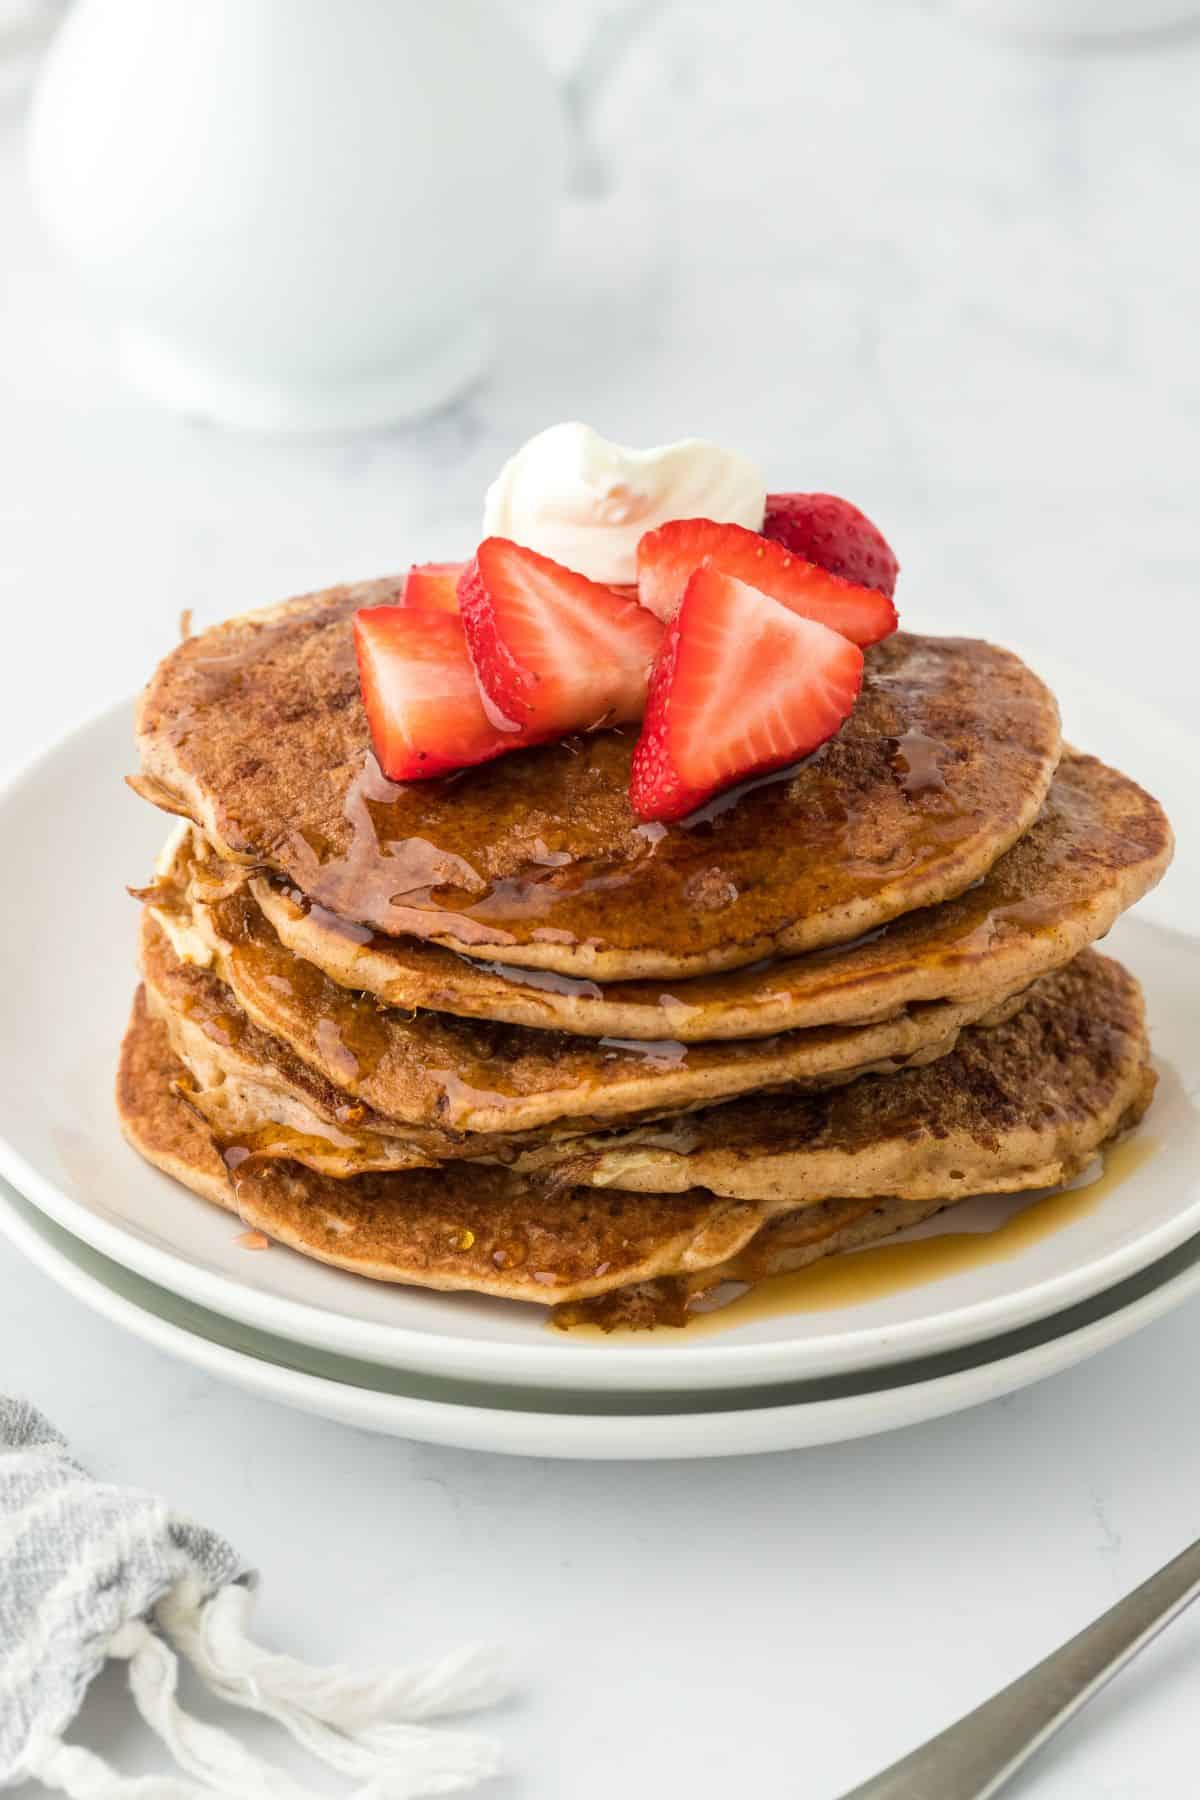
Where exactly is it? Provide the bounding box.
[839,1534,1200,1798]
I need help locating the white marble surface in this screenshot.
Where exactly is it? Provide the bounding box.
[2,4,1200,1793]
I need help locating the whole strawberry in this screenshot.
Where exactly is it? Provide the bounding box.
[761,493,898,598]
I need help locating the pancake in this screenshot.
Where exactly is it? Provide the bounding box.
[117,986,958,1305]
[137,899,1032,1145]
[148,945,1151,1203]
[132,583,1062,978]
[143,959,455,1175]
[166,988,1031,1183]
[145,942,1026,1181]
[116,982,1150,1312]
[544,953,1154,1202]
[243,750,1171,1041]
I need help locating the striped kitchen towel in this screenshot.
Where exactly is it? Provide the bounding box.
[0,1398,504,1797]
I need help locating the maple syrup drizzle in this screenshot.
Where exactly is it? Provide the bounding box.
[889,728,952,800]
[597,1036,690,1067]
[185,880,709,1131]
[470,958,605,1002]
[247,759,1126,1051]
[263,639,1038,959]
[152,611,1066,974]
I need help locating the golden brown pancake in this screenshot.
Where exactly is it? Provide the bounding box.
[132,583,1062,978]
[159,985,1026,1183]
[145,953,1027,1183]
[138,902,1031,1146]
[116,973,1152,1311]
[117,987,956,1306]
[548,953,1154,1202]
[147,941,1152,1202]
[142,958,447,1175]
[239,751,1170,1040]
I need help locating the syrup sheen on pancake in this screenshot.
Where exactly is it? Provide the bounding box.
[138,907,1021,1188]
[138,905,1029,1147]
[132,586,1062,979]
[236,750,1171,1041]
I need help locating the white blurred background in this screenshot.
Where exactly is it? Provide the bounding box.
[1,0,1198,767]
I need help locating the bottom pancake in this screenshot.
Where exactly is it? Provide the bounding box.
[117,987,955,1307]
[116,951,1155,1318]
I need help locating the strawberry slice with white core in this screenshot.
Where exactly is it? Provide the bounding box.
[459,538,664,742]
[636,518,897,646]
[402,562,465,614]
[630,566,864,823]
[354,606,516,781]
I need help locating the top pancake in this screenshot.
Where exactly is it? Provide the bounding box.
[244,750,1170,1041]
[133,582,1062,979]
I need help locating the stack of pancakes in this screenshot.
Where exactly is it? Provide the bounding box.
[118,582,1173,1327]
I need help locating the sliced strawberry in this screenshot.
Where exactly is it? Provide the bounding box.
[761,493,898,598]
[636,519,897,645]
[630,567,864,823]
[353,606,516,781]
[459,538,664,741]
[402,562,465,614]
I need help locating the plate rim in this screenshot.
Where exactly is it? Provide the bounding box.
[4,1172,1200,1459]
[0,673,1196,1393]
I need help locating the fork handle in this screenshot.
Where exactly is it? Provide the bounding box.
[838,1534,1200,1799]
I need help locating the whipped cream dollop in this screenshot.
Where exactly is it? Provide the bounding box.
[481,422,767,586]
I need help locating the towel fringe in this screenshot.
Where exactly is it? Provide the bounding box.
[117,1617,321,1797]
[26,1590,503,1800]
[25,1732,203,1799]
[157,1579,504,1797]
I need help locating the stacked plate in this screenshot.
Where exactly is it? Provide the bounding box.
[0,643,1197,1461]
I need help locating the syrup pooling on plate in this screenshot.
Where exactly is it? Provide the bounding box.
[556,1135,1161,1334]
[693,1134,1164,1326]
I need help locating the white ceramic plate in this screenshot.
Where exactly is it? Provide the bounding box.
[4,1172,1200,1459]
[0,645,1195,1393]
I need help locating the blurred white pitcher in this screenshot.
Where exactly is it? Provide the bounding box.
[28,0,568,432]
